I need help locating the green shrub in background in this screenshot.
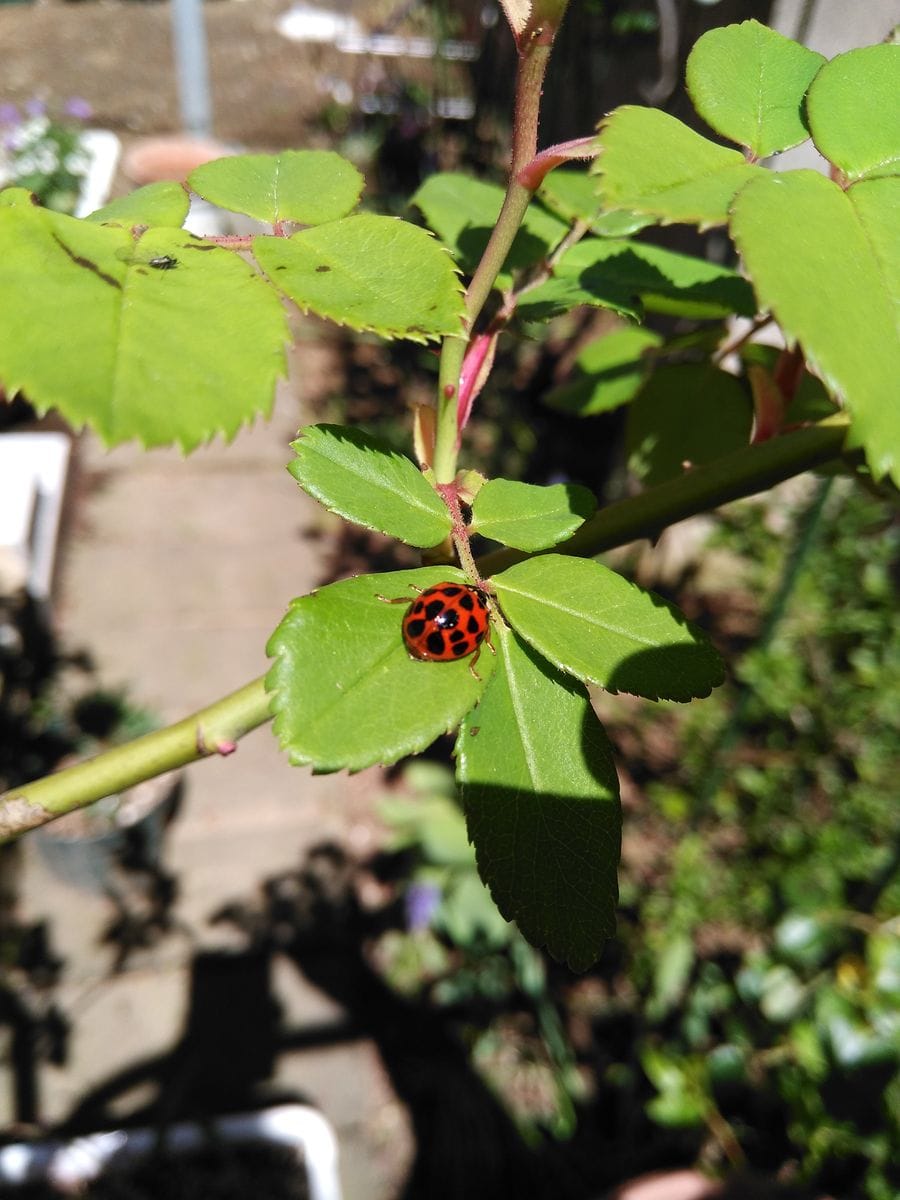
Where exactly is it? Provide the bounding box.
[376,484,899,1196]
[620,484,900,1199]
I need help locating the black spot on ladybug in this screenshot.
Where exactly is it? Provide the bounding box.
[412,600,425,615]
[435,607,459,629]
[425,600,445,620]
[459,593,475,611]
[449,630,466,644]
[406,619,426,638]
[452,642,469,657]
[426,631,445,656]
[466,616,480,634]
[441,586,462,596]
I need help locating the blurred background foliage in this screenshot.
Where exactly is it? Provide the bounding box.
[371,479,900,1199]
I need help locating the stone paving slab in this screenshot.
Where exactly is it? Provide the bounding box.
[14,372,410,1196]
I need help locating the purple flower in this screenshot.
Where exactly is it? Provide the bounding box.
[24,98,46,118]
[0,103,20,127]
[405,881,441,932]
[64,97,93,121]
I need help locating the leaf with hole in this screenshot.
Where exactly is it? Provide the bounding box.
[456,624,621,970]
[189,150,364,225]
[267,569,494,773]
[491,555,725,701]
[471,478,596,551]
[254,214,464,342]
[288,424,450,548]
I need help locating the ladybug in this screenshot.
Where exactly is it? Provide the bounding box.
[381,582,492,676]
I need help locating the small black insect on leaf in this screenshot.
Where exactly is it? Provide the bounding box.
[148,255,178,270]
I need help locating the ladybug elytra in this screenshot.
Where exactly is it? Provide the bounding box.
[380,581,493,676]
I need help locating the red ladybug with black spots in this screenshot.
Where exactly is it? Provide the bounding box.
[381,581,493,676]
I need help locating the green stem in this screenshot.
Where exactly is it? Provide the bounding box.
[432,38,553,484]
[0,417,848,843]
[0,677,271,843]
[477,416,849,576]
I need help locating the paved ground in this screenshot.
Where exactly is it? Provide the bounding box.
[14,340,413,1196]
[2,3,430,1193]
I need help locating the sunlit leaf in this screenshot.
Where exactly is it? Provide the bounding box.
[491,554,725,700]
[806,44,900,181]
[686,20,824,157]
[471,478,596,551]
[267,569,493,772]
[189,150,365,225]
[288,423,450,547]
[0,206,288,449]
[254,214,465,341]
[731,170,900,482]
[595,106,763,228]
[86,182,191,228]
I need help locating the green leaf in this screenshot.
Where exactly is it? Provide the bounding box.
[411,171,569,285]
[0,187,35,208]
[544,326,662,415]
[288,423,450,547]
[0,207,288,449]
[806,44,900,181]
[490,555,725,701]
[518,235,756,322]
[379,793,474,865]
[471,478,596,551]
[686,20,825,157]
[626,364,753,485]
[86,182,191,228]
[649,932,695,1016]
[594,106,763,228]
[537,168,653,236]
[254,214,464,342]
[456,624,621,970]
[189,150,365,225]
[267,568,493,773]
[731,170,900,483]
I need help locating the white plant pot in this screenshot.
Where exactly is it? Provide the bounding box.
[0,1103,342,1200]
[73,129,121,218]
